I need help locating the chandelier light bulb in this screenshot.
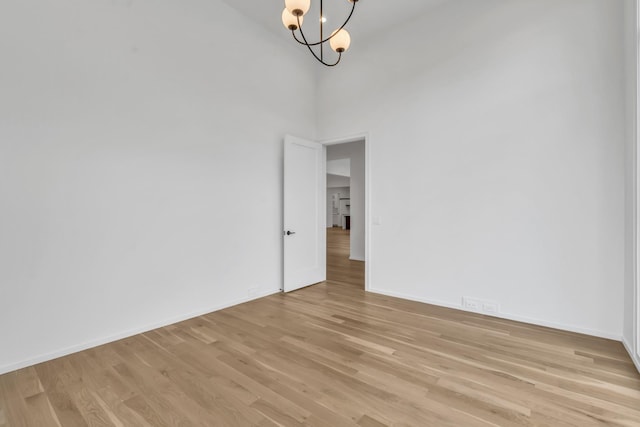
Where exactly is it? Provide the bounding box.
[285,0,311,16]
[282,8,303,30]
[329,29,351,53]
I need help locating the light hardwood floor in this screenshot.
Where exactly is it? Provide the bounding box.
[1,229,639,426]
[326,227,364,288]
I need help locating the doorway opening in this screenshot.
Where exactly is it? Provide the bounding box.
[325,139,366,289]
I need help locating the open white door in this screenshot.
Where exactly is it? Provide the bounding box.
[283,135,326,292]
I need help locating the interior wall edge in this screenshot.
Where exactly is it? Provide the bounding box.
[623,336,640,374]
[0,288,280,376]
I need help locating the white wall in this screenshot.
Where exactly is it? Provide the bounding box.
[0,0,316,374]
[327,142,365,261]
[623,0,639,369]
[327,159,351,177]
[318,0,626,338]
[327,174,350,188]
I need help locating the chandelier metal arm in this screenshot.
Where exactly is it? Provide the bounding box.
[291,1,356,47]
[291,30,309,46]
[282,0,355,67]
[291,28,342,67]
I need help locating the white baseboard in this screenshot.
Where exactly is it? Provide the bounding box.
[0,289,280,376]
[5,287,632,376]
[367,288,622,341]
[622,337,640,374]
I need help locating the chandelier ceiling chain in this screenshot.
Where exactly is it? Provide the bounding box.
[282,0,359,67]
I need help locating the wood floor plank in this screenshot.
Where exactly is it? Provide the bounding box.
[69,387,116,427]
[0,228,639,425]
[23,392,63,427]
[0,373,31,427]
[33,362,88,427]
[90,388,149,427]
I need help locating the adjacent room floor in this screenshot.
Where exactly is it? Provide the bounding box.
[0,231,639,425]
[326,227,364,288]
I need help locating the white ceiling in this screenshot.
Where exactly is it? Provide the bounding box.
[219,0,450,46]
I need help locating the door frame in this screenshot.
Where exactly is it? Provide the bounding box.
[635,0,640,364]
[632,0,640,369]
[321,132,371,291]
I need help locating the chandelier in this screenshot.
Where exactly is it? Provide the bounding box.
[281,0,359,67]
